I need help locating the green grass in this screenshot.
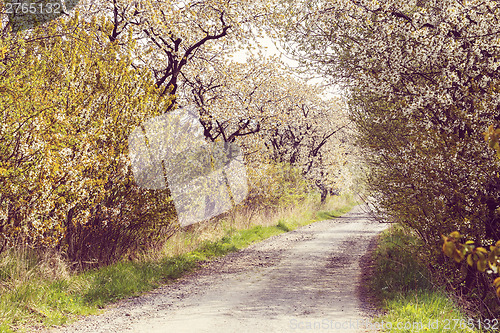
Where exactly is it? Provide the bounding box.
[316,202,356,219]
[376,291,477,332]
[370,225,433,300]
[369,225,480,332]
[316,192,358,220]
[0,193,358,332]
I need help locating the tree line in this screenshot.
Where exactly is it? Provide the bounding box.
[0,0,349,266]
[272,0,500,317]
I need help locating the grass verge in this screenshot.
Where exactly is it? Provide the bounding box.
[0,193,357,332]
[368,225,480,332]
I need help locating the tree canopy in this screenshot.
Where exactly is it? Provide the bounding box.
[0,1,349,264]
[271,0,500,311]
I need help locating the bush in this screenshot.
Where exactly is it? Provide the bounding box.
[0,17,176,266]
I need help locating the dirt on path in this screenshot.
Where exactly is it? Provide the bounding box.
[50,205,388,333]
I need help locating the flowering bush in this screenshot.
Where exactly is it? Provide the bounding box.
[0,16,176,265]
[275,0,500,254]
[273,0,500,312]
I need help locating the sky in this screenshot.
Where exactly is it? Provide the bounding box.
[232,34,342,100]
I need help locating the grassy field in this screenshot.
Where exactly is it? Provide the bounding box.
[368,225,481,332]
[0,193,357,332]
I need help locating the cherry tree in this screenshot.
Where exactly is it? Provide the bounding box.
[0,0,352,264]
[179,52,350,199]
[72,0,270,109]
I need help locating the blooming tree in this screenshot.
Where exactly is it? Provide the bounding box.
[179,53,350,202]
[74,0,269,108]
[0,15,174,263]
[0,0,352,265]
[272,0,500,307]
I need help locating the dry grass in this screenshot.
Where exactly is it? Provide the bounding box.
[157,193,355,260]
[0,193,356,285]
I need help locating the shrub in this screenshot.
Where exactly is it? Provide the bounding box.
[0,16,176,266]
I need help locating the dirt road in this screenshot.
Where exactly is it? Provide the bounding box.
[51,205,388,333]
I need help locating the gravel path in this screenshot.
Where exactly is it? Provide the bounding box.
[49,205,388,333]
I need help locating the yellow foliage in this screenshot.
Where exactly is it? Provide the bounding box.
[443,230,500,296]
[0,16,174,264]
